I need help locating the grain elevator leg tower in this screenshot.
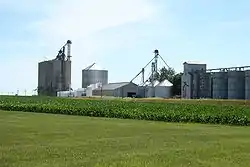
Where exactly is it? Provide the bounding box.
[181,62,210,99]
[130,49,172,98]
[38,40,72,96]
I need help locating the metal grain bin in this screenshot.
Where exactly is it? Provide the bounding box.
[82,64,108,88]
[228,71,245,99]
[38,60,71,96]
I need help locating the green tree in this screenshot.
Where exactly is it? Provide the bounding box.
[156,67,182,96]
[172,73,182,96]
[153,71,160,82]
[159,67,175,83]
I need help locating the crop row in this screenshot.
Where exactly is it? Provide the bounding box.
[0,96,250,126]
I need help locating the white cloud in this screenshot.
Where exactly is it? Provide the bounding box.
[30,0,158,89]
[35,0,156,38]
[0,0,160,93]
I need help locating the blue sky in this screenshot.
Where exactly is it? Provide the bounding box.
[1,0,250,95]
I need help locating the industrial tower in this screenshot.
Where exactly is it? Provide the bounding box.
[130,49,170,86]
[130,49,171,97]
[37,40,72,96]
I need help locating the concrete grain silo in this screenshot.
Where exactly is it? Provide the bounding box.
[245,70,250,99]
[228,71,245,99]
[212,72,228,99]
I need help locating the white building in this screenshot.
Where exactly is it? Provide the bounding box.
[92,82,138,97]
[74,88,86,97]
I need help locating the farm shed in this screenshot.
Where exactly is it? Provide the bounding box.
[92,82,138,97]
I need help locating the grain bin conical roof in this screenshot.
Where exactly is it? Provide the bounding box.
[156,79,173,87]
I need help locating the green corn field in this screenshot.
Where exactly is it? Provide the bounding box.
[0,96,250,126]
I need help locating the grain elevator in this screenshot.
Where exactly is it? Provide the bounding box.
[38,40,72,96]
[181,62,250,100]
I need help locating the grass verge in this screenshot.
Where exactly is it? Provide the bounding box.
[1,111,250,167]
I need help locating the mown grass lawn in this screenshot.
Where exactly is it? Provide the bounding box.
[0,110,250,167]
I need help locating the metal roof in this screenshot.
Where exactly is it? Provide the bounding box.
[82,63,107,71]
[93,82,136,91]
[156,79,173,87]
[90,64,106,70]
[144,80,159,87]
[183,61,206,65]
